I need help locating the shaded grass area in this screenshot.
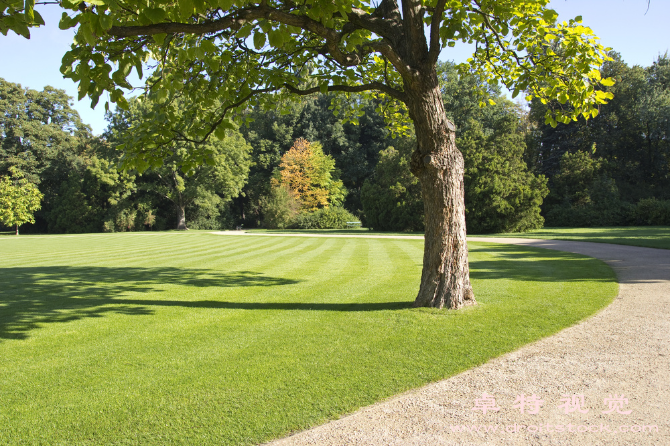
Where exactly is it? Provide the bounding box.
[0,232,616,445]
[472,226,670,250]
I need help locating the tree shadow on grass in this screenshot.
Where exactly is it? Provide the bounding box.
[0,267,302,341]
[468,244,615,283]
[0,267,410,341]
[0,244,617,341]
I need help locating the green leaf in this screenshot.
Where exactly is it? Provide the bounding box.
[320,83,328,94]
[236,24,252,38]
[59,12,77,30]
[218,0,233,10]
[24,0,35,23]
[253,31,266,49]
[153,33,166,45]
[268,29,284,48]
[144,8,167,23]
[80,24,97,46]
[99,13,113,30]
[214,125,227,140]
[32,10,44,26]
[179,0,194,20]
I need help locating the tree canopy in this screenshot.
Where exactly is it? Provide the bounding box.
[105,97,253,229]
[5,1,612,147]
[0,166,44,234]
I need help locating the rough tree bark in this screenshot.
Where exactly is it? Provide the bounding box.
[407,68,475,309]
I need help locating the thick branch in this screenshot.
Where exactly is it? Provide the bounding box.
[401,0,429,59]
[346,5,400,40]
[109,5,362,66]
[364,40,413,79]
[283,82,407,103]
[428,0,448,63]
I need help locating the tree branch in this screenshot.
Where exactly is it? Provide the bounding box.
[173,85,280,144]
[283,82,407,103]
[428,0,448,63]
[401,0,429,58]
[364,40,413,79]
[108,4,363,66]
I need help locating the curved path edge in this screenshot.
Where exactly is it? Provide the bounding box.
[248,236,669,446]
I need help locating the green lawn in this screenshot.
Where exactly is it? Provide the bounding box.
[246,225,670,249]
[471,226,670,250]
[0,232,616,445]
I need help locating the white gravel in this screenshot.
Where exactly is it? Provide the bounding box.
[250,236,669,446]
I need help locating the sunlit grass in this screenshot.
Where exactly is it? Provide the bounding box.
[0,232,616,445]
[472,226,670,249]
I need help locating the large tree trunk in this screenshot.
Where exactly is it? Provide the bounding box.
[176,206,188,230]
[406,70,475,309]
[15,224,19,236]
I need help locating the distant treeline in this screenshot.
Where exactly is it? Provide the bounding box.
[1,55,669,234]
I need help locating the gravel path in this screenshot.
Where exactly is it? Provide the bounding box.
[247,236,668,445]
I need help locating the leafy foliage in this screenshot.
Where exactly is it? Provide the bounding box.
[236,95,390,226]
[1,0,613,161]
[259,185,298,229]
[290,206,358,230]
[271,138,345,212]
[105,97,252,229]
[529,53,670,227]
[362,62,548,233]
[361,143,424,232]
[0,166,43,234]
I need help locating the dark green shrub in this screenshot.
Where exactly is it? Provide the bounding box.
[261,186,299,229]
[290,207,358,229]
[360,146,424,232]
[629,198,670,225]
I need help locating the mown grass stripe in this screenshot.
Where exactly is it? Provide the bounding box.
[0,233,617,446]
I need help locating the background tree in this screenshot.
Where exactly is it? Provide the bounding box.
[272,138,345,212]
[542,148,623,227]
[236,95,390,226]
[0,78,115,233]
[361,141,424,231]
[363,62,548,233]
[6,0,612,309]
[528,53,670,226]
[0,167,44,235]
[105,98,253,230]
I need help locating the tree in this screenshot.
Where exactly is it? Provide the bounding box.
[6,0,613,309]
[272,138,345,212]
[0,78,98,232]
[363,63,548,233]
[105,98,252,230]
[361,142,425,231]
[0,167,44,235]
[543,149,623,227]
[529,53,670,203]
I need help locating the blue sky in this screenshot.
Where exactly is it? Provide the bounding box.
[1,0,668,135]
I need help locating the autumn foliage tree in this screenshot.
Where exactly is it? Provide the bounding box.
[273,138,345,212]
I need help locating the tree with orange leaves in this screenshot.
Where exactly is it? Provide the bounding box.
[272,139,345,212]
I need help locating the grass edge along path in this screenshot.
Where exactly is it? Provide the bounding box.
[470,226,670,250]
[237,225,670,250]
[0,232,617,445]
